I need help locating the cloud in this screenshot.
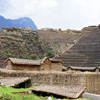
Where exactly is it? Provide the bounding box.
[0,0,100,30]
[1,0,58,18]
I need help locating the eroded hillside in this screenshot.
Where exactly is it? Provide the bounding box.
[36,28,81,55]
[0,28,52,67]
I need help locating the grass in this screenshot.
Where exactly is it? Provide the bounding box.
[0,86,91,100]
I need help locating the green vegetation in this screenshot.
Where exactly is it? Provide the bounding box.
[0,30,52,66]
[47,51,54,58]
[21,30,24,34]
[0,86,91,100]
[39,55,45,59]
[38,44,44,51]
[65,44,68,47]
[30,54,37,60]
[34,34,39,40]
[76,33,81,35]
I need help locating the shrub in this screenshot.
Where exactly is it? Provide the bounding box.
[34,35,39,40]
[21,30,24,34]
[65,44,68,47]
[39,55,45,59]
[30,54,37,60]
[47,51,54,58]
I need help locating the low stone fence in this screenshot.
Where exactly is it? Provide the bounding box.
[0,69,100,94]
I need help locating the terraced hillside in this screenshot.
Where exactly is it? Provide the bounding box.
[56,25,100,67]
[36,28,81,54]
[0,28,51,67]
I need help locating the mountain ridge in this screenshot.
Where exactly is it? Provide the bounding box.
[0,15,37,30]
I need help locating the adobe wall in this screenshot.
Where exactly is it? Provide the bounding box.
[40,59,51,71]
[12,64,41,71]
[51,63,62,71]
[6,60,41,71]
[85,73,100,94]
[0,69,100,94]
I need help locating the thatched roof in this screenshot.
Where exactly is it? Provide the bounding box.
[68,66,97,71]
[31,85,86,99]
[0,77,30,87]
[50,59,64,64]
[40,57,50,64]
[4,58,41,65]
[4,57,49,65]
[62,66,67,71]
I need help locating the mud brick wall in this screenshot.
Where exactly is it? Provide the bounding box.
[85,73,100,94]
[0,70,85,86]
[0,69,100,94]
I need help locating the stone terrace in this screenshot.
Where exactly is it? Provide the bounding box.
[56,25,100,67]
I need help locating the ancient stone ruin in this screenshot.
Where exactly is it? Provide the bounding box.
[56,25,100,67]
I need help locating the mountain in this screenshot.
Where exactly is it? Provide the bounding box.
[0,15,37,30]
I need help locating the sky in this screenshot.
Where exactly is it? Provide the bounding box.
[0,0,100,30]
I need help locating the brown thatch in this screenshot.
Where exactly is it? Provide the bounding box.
[31,85,86,99]
[0,77,30,87]
[68,66,97,71]
[62,66,67,71]
[4,57,49,65]
[40,57,50,64]
[50,59,64,64]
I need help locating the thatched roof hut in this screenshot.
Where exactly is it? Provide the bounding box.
[67,66,99,72]
[4,57,64,71]
[4,57,51,71]
[4,58,41,65]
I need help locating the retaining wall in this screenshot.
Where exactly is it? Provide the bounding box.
[0,69,100,94]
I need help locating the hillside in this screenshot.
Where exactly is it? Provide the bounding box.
[36,28,81,55]
[56,25,100,67]
[0,15,37,30]
[0,27,52,67]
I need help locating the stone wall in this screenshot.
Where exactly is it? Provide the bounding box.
[85,73,100,94]
[0,69,100,94]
